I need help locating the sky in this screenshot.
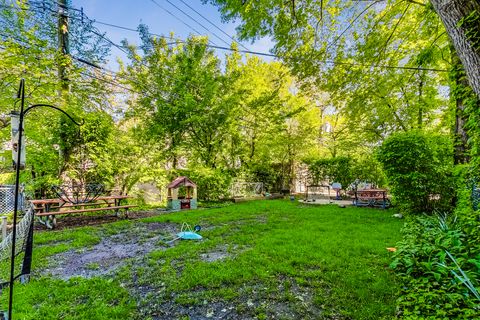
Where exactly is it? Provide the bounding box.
[73,0,275,69]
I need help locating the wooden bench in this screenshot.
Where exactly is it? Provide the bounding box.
[31,195,136,229]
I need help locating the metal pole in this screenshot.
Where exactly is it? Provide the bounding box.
[1,216,6,239]
[5,80,82,319]
[8,78,25,319]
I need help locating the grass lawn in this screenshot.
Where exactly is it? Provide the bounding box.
[1,200,403,319]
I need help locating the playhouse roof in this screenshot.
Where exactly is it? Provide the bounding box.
[167,176,197,189]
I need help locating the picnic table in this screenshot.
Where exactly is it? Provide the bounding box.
[31,195,136,229]
[353,189,391,209]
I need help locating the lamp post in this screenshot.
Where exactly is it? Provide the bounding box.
[7,79,82,319]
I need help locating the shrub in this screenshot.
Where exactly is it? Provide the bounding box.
[391,214,480,318]
[248,162,285,192]
[377,131,454,214]
[350,153,387,188]
[175,167,232,201]
[304,156,354,188]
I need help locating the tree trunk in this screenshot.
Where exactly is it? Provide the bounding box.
[417,71,425,129]
[431,0,480,97]
[450,45,471,164]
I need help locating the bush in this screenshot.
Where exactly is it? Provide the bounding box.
[377,131,454,214]
[175,167,232,201]
[350,154,387,188]
[391,214,480,318]
[304,156,354,188]
[246,161,294,192]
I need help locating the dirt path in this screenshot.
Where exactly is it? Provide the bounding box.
[40,222,178,280]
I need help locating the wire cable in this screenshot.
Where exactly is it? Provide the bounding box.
[148,0,217,46]
[162,0,231,47]
[0,2,449,73]
[177,0,250,51]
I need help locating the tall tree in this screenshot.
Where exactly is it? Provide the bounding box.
[121,35,236,169]
[208,0,451,142]
[0,0,117,192]
[431,0,480,97]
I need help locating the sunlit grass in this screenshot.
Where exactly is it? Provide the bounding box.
[1,200,402,319]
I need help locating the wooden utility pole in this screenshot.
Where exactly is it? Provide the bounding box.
[58,0,69,93]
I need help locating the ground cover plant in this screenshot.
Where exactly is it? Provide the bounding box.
[391,214,480,319]
[1,200,402,319]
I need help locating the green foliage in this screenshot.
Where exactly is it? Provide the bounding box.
[350,153,387,188]
[304,156,354,188]
[0,1,115,196]
[121,36,235,169]
[248,162,284,192]
[453,165,475,217]
[377,131,454,214]
[175,167,232,201]
[121,34,319,194]
[452,164,480,254]
[208,0,451,141]
[459,9,480,52]
[59,111,115,186]
[391,214,480,318]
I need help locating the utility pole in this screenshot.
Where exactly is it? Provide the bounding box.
[58,0,69,93]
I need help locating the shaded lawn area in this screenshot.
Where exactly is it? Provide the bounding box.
[1,200,403,319]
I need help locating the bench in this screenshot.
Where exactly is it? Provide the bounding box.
[352,189,391,209]
[31,195,136,229]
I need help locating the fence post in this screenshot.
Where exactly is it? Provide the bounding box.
[1,216,6,239]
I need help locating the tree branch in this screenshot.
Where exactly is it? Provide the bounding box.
[406,0,426,6]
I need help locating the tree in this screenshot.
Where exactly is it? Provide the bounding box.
[207,0,451,143]
[121,26,321,191]
[121,35,237,169]
[431,0,480,97]
[0,1,118,194]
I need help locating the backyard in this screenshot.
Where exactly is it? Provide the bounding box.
[1,201,402,319]
[1,0,480,318]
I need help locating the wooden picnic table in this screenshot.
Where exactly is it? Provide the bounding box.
[353,189,391,209]
[31,195,136,229]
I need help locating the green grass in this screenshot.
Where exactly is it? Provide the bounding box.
[1,200,403,319]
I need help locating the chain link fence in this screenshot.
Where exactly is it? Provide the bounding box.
[0,185,25,215]
[472,183,480,211]
[229,182,264,198]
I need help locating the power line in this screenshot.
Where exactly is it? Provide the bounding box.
[0,2,449,73]
[67,6,449,73]
[94,20,140,33]
[148,0,217,46]
[177,0,250,51]
[324,1,374,52]
[67,15,188,44]
[161,0,231,47]
[90,29,129,56]
[79,70,143,95]
[205,44,448,72]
